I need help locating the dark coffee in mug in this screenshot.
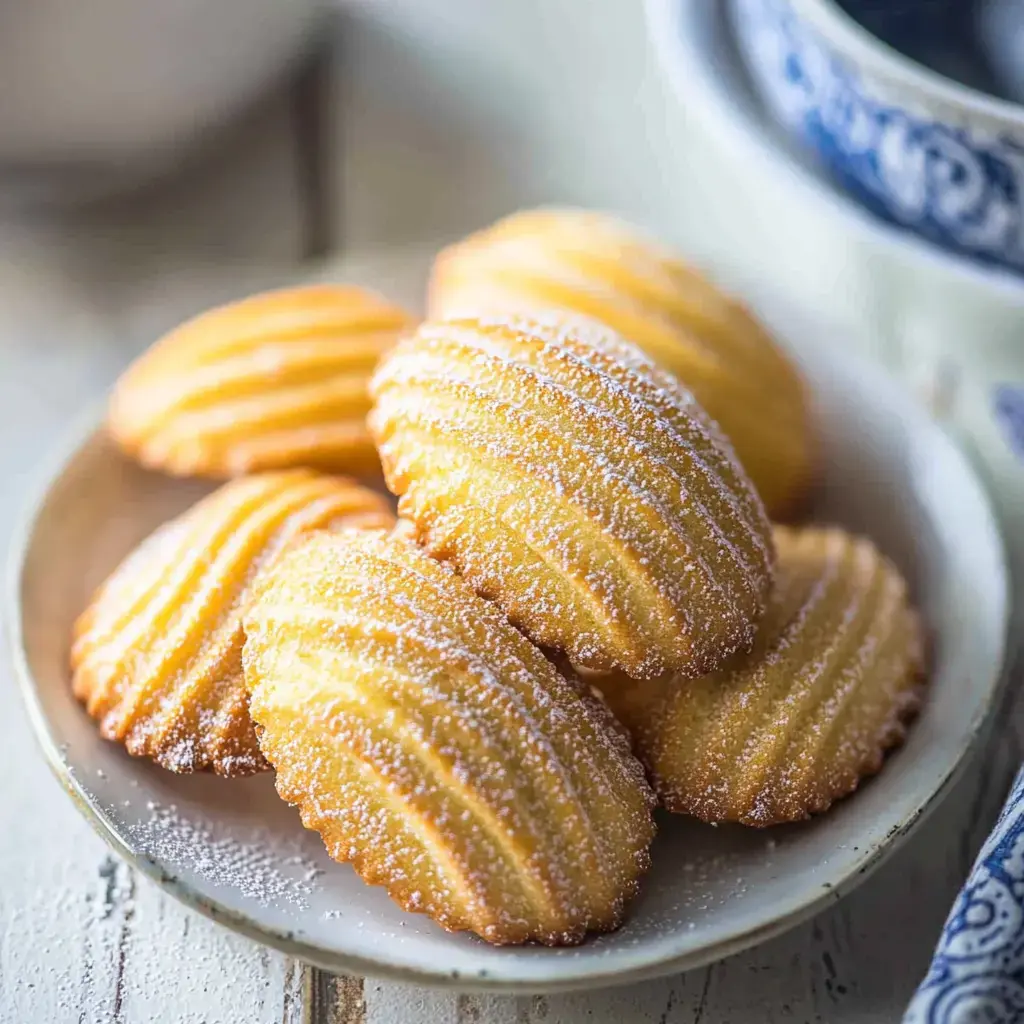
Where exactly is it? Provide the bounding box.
[835,0,1024,103]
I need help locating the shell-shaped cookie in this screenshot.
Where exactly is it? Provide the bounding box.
[108,285,413,479]
[428,207,816,517]
[243,528,656,945]
[599,526,926,826]
[72,471,394,775]
[369,312,775,679]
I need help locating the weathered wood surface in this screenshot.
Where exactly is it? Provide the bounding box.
[0,242,307,1021]
[1,3,1022,1022]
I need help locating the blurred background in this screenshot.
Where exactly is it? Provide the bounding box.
[0,0,742,535]
[6,0,1024,565]
[0,0,709,268]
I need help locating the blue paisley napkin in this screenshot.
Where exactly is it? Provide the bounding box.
[904,766,1024,1023]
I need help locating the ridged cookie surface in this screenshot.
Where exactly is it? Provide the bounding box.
[370,312,774,679]
[72,471,394,775]
[243,529,656,945]
[429,207,816,517]
[108,285,412,479]
[599,525,926,825]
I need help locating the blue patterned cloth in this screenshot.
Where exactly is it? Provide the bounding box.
[904,767,1024,1023]
[994,386,1024,464]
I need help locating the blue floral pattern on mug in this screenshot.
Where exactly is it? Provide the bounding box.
[732,0,1024,273]
[904,767,1024,1022]
[993,385,1024,463]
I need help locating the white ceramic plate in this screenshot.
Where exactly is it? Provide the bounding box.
[8,251,1009,992]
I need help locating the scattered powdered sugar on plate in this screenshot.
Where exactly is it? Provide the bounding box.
[127,800,323,910]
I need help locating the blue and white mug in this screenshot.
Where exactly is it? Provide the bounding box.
[731,0,1024,276]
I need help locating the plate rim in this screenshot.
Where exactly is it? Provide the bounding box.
[6,330,1012,995]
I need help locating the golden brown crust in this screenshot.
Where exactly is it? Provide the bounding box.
[242,529,656,945]
[428,207,817,518]
[369,312,775,679]
[108,285,414,479]
[598,525,926,826]
[71,471,394,775]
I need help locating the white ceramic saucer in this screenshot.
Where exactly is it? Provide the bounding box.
[8,250,1009,992]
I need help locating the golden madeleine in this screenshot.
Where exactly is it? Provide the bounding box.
[429,207,816,517]
[243,528,656,945]
[108,285,413,479]
[599,525,926,826]
[72,471,394,775]
[370,312,774,679]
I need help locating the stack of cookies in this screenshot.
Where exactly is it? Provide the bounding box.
[72,208,926,946]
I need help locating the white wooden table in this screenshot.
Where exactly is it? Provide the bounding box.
[1,3,1021,1021]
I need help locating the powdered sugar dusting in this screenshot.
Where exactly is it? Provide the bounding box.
[243,528,655,945]
[370,314,773,679]
[71,472,392,776]
[428,206,816,519]
[631,525,925,826]
[128,801,323,910]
